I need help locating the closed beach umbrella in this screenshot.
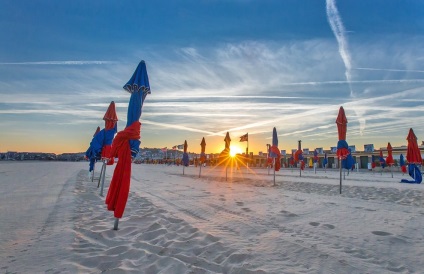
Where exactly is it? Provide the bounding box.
[85,126,101,173]
[200,137,206,163]
[400,154,406,174]
[182,140,189,167]
[406,128,422,164]
[336,106,349,159]
[401,128,423,184]
[270,127,281,185]
[270,127,281,171]
[105,60,150,229]
[386,143,394,166]
[97,101,118,194]
[386,142,395,178]
[323,153,328,172]
[199,137,206,177]
[336,106,349,193]
[294,140,304,176]
[101,101,118,164]
[379,150,386,169]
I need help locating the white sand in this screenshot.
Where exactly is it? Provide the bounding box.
[1,162,423,273]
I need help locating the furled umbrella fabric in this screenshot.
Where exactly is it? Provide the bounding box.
[405,128,422,165]
[379,150,386,169]
[401,128,422,184]
[294,141,305,170]
[336,106,349,159]
[313,150,318,163]
[371,155,376,169]
[101,101,118,165]
[323,153,328,168]
[385,142,395,166]
[85,126,101,172]
[270,127,281,171]
[106,60,150,219]
[400,154,407,173]
[200,138,206,164]
[342,148,355,170]
[182,140,189,167]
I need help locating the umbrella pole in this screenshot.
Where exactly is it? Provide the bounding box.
[183,166,185,175]
[91,162,95,182]
[390,165,393,178]
[113,218,119,230]
[299,162,302,177]
[314,163,316,174]
[97,160,105,188]
[273,158,276,186]
[339,158,342,194]
[199,164,202,178]
[100,160,107,197]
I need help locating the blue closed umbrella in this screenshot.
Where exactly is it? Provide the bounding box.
[323,153,328,166]
[400,154,405,167]
[105,60,151,230]
[123,60,151,157]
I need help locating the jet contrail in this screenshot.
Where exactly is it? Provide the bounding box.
[326,0,354,97]
[0,61,117,65]
[354,67,424,73]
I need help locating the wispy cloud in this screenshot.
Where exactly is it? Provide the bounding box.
[326,0,354,97]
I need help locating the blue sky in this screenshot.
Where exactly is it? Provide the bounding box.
[1,0,424,154]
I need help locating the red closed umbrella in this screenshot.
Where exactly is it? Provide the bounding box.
[336,106,349,194]
[336,106,349,159]
[386,142,395,178]
[385,142,394,166]
[101,101,118,164]
[406,128,422,164]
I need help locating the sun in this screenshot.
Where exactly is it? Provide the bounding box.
[229,145,243,157]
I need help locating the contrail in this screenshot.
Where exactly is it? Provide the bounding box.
[0,61,117,65]
[326,0,354,97]
[354,67,424,73]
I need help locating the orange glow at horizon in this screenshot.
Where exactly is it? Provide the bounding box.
[229,145,244,157]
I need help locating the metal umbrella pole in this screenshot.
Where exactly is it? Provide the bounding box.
[273,158,276,186]
[339,158,342,194]
[99,159,108,197]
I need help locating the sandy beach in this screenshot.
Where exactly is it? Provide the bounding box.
[1,161,424,273]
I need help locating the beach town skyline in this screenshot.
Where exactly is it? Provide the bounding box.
[1,1,424,154]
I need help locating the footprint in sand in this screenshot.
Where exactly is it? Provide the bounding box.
[236,201,244,206]
[242,207,252,212]
[372,231,392,236]
[309,222,320,227]
[322,224,335,230]
[219,198,226,201]
[280,210,298,217]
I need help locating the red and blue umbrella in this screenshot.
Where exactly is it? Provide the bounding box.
[270,127,281,171]
[401,128,422,184]
[336,106,349,159]
[101,101,118,165]
[182,140,189,167]
[85,126,101,172]
[400,154,407,174]
[379,150,386,169]
[106,61,150,228]
[294,140,304,175]
[336,106,349,193]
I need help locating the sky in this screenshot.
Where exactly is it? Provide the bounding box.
[1,0,424,155]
